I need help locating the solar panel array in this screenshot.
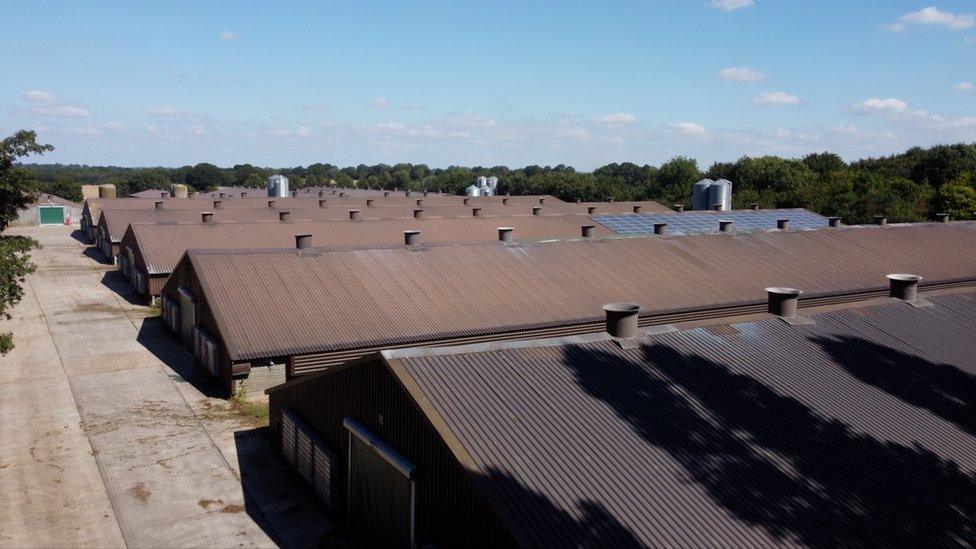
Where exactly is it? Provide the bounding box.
[594,208,829,236]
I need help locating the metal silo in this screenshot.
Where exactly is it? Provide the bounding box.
[709,179,732,211]
[267,175,289,197]
[692,178,713,211]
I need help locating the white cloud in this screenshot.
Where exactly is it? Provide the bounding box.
[592,112,638,124]
[370,98,390,110]
[675,122,706,134]
[952,81,974,91]
[754,91,800,105]
[708,0,754,12]
[719,66,766,82]
[884,6,974,32]
[22,90,90,118]
[302,103,330,112]
[219,30,239,41]
[853,97,909,114]
[103,122,125,132]
[145,106,188,117]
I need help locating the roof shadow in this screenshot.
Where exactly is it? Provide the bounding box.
[135,317,224,398]
[100,270,144,306]
[560,342,976,547]
[811,335,975,435]
[70,229,92,245]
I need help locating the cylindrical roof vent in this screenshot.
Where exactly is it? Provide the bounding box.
[750,203,760,211]
[581,225,595,238]
[383,191,390,197]
[603,302,641,339]
[539,197,546,205]
[366,199,374,207]
[318,190,325,197]
[633,205,642,214]
[405,191,412,197]
[653,222,668,236]
[219,192,226,198]
[719,220,733,232]
[319,199,328,208]
[887,274,921,302]
[416,199,424,206]
[188,191,197,198]
[338,191,345,198]
[502,198,509,205]
[154,201,164,209]
[413,208,424,219]
[532,206,542,215]
[291,191,297,197]
[766,287,801,318]
[498,227,514,242]
[587,206,597,214]
[201,212,214,224]
[472,207,484,217]
[575,198,582,204]
[349,209,360,220]
[295,234,312,249]
[777,218,790,230]
[423,190,429,196]
[874,215,887,226]
[673,204,685,212]
[713,203,723,212]
[936,212,949,223]
[268,200,276,208]
[279,211,291,222]
[606,196,615,203]
[463,197,470,205]
[213,200,222,209]
[241,192,248,198]
[331,189,337,195]
[828,216,842,227]
[404,230,420,246]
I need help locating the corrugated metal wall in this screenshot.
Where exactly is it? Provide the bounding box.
[269,358,516,548]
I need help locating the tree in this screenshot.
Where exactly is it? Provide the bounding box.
[1,130,53,354]
[43,173,83,202]
[936,173,976,221]
[656,157,701,206]
[185,163,230,191]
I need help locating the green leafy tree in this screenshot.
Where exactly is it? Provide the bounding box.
[936,173,976,221]
[1,130,52,354]
[42,173,83,202]
[656,157,701,207]
[185,163,230,191]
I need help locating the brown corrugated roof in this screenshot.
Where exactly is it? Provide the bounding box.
[383,291,976,547]
[125,215,614,275]
[173,222,976,362]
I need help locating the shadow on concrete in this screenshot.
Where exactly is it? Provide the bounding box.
[100,271,144,306]
[560,342,976,548]
[70,229,92,245]
[812,335,976,435]
[136,317,225,399]
[83,246,111,264]
[234,428,343,548]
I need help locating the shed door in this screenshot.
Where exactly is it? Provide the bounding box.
[179,288,195,344]
[39,206,64,225]
[345,418,416,548]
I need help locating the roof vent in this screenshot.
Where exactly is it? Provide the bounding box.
[581,225,595,238]
[416,199,424,206]
[777,218,790,230]
[587,206,597,214]
[654,222,668,236]
[532,206,542,216]
[404,230,420,246]
[502,198,509,205]
[295,234,312,249]
[603,302,641,339]
[366,199,374,207]
[219,192,226,198]
[201,212,214,224]
[672,204,685,212]
[539,197,546,205]
[331,190,336,195]
[213,200,222,209]
[888,274,921,302]
[473,207,483,217]
[423,190,429,197]
[606,196,615,203]
[766,287,801,318]
[291,191,297,197]
[750,203,760,211]
[936,212,949,223]
[318,190,325,197]
[241,192,248,198]
[188,191,198,198]
[405,191,412,198]
[633,205,643,214]
[339,191,346,198]
[719,220,733,232]
[713,203,723,212]
[874,215,887,226]
[828,216,842,227]
[575,198,582,204]
[498,227,514,242]
[383,191,390,197]
[268,200,276,208]
[154,201,164,209]
[319,199,328,208]
[413,208,424,219]
[349,209,360,220]
[279,211,291,222]
[463,197,470,205]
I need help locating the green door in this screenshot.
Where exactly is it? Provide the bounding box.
[39,206,64,225]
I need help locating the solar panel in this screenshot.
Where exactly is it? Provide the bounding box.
[593,208,828,236]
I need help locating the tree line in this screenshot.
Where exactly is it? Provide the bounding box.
[21,143,976,225]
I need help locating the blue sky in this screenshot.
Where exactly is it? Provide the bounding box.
[2,1,974,169]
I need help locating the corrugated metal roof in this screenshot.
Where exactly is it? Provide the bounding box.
[175,222,976,362]
[385,292,976,547]
[126,215,614,275]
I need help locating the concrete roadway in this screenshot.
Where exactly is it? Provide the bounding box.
[0,225,335,548]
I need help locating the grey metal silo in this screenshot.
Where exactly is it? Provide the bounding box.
[692,178,713,211]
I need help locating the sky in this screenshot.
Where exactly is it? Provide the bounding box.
[2,1,975,170]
